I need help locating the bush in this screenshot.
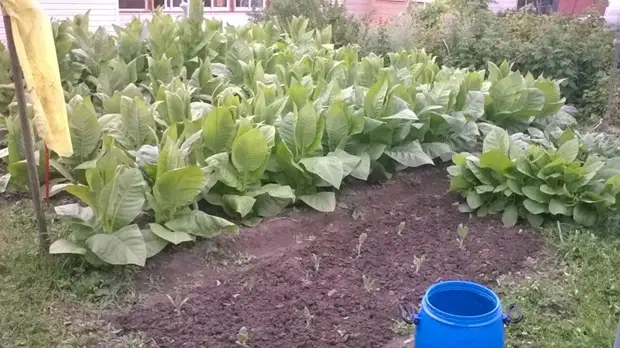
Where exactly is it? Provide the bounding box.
[358,2,615,119]
[249,0,361,47]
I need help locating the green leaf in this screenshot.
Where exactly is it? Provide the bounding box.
[295,103,322,157]
[522,186,548,204]
[231,128,269,174]
[557,139,579,162]
[202,107,236,154]
[526,212,544,227]
[49,239,87,255]
[165,210,238,238]
[222,195,256,218]
[141,228,169,258]
[68,96,102,161]
[482,127,510,153]
[65,185,98,209]
[328,149,361,177]
[153,167,205,214]
[148,223,194,245]
[98,168,146,233]
[466,191,483,209]
[299,192,336,212]
[350,153,371,181]
[385,141,433,168]
[573,203,597,227]
[506,179,523,195]
[120,96,155,149]
[479,150,513,173]
[0,173,10,193]
[523,199,546,215]
[549,198,569,216]
[502,204,518,227]
[85,225,147,266]
[299,156,344,189]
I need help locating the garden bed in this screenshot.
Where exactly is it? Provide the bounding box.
[116,164,542,348]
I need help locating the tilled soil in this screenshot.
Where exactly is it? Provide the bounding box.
[116,165,542,348]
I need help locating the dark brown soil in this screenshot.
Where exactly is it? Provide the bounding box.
[116,165,542,348]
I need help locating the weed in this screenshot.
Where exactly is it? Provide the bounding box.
[165,294,190,315]
[236,326,250,347]
[390,319,413,336]
[303,306,313,328]
[456,223,469,249]
[362,274,378,293]
[413,255,425,274]
[357,232,368,258]
[311,253,320,272]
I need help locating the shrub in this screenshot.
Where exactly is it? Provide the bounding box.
[449,127,620,228]
[359,2,615,119]
[249,0,361,47]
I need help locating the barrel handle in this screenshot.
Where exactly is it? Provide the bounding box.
[503,303,523,325]
[399,303,420,325]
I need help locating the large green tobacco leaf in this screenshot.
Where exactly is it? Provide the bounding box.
[86,224,147,266]
[153,167,206,217]
[299,192,336,212]
[148,222,194,245]
[479,150,513,174]
[120,96,156,150]
[300,156,344,189]
[231,128,269,189]
[278,103,324,160]
[385,141,433,168]
[67,96,101,162]
[165,210,237,238]
[573,203,597,227]
[49,239,87,255]
[248,184,296,217]
[98,167,147,233]
[202,107,236,154]
[141,227,170,258]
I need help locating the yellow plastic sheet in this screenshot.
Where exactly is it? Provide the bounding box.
[2,0,73,157]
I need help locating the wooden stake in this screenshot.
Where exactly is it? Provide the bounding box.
[2,13,50,252]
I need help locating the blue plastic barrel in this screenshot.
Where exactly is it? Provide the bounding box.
[401,280,522,348]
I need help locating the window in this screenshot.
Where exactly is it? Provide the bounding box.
[205,0,228,8]
[119,0,147,8]
[235,0,263,8]
[119,0,164,9]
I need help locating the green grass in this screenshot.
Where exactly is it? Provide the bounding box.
[503,222,620,348]
[0,199,138,347]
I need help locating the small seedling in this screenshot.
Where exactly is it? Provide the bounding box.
[236,326,249,347]
[165,294,190,316]
[413,254,425,274]
[390,319,413,336]
[357,232,368,258]
[303,306,313,328]
[457,223,469,249]
[311,253,320,272]
[396,221,406,235]
[362,274,377,292]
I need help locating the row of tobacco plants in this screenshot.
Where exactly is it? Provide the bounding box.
[0,0,618,267]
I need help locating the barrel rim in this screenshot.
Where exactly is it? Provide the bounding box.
[422,280,502,327]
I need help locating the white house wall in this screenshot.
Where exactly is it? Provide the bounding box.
[0,0,118,43]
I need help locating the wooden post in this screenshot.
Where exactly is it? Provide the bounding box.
[2,13,50,252]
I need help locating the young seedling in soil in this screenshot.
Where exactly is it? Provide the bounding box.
[390,319,413,336]
[236,326,250,347]
[311,253,320,273]
[456,223,469,249]
[357,232,368,258]
[396,221,406,236]
[413,254,425,274]
[303,306,313,328]
[362,274,378,293]
[165,294,190,316]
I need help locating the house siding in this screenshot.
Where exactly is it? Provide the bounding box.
[0,0,118,42]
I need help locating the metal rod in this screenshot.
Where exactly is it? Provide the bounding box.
[614,319,620,348]
[2,13,50,252]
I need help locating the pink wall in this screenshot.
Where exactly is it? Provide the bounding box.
[557,0,607,14]
[345,0,418,22]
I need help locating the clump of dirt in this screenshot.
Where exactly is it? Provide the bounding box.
[116,165,542,348]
